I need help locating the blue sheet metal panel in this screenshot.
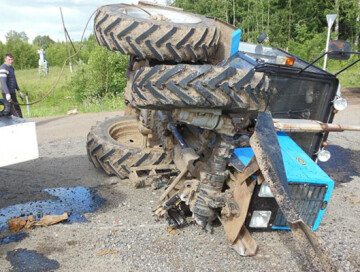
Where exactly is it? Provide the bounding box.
[276,132,334,231]
[230,29,242,57]
[276,132,333,184]
[233,132,334,231]
[233,147,253,166]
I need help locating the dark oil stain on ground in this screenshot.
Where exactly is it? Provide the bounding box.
[6,248,60,272]
[0,233,29,246]
[318,145,360,184]
[0,186,106,232]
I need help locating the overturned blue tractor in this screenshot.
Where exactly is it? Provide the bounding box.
[87,3,360,271]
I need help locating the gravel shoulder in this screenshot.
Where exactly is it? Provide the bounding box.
[0,91,359,271]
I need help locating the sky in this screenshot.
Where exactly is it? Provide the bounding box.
[0,0,168,43]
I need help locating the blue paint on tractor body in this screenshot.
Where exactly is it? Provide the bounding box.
[233,132,334,231]
[230,29,242,57]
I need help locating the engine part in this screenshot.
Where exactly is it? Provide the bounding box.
[173,109,235,136]
[192,138,234,229]
[128,164,178,188]
[158,147,199,204]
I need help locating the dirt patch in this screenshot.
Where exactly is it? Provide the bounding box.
[341,87,360,101]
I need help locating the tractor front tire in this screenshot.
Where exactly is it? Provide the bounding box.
[87,115,172,179]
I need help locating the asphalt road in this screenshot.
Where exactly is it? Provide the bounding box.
[0,89,359,272]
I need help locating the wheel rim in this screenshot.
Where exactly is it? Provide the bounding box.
[123,6,202,24]
[108,118,162,148]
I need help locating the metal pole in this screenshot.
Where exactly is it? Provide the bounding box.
[323,14,337,71]
[323,27,332,70]
[25,93,30,118]
[60,7,73,73]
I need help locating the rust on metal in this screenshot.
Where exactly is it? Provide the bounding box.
[221,176,256,243]
[231,226,258,257]
[257,173,265,185]
[129,164,178,188]
[273,118,360,133]
[237,156,260,184]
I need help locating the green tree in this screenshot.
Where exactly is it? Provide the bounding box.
[0,41,5,60]
[337,0,360,46]
[172,0,357,49]
[4,31,37,69]
[33,35,55,50]
[5,31,28,43]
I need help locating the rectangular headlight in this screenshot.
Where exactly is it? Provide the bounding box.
[249,211,272,228]
[258,182,274,197]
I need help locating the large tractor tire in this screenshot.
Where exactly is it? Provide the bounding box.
[94,4,220,63]
[131,64,269,112]
[86,115,172,179]
[0,99,11,116]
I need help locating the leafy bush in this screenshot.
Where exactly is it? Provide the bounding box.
[78,35,98,64]
[47,42,72,67]
[68,46,129,101]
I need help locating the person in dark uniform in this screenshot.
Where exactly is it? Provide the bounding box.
[0,53,24,117]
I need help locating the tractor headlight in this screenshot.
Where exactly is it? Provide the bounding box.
[249,211,272,228]
[258,182,274,197]
[276,56,295,66]
[333,97,347,111]
[317,149,331,162]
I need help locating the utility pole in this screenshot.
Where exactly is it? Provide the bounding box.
[60,7,73,73]
[355,0,360,52]
[233,0,236,26]
[335,0,339,40]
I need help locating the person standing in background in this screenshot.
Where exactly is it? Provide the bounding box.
[0,53,24,118]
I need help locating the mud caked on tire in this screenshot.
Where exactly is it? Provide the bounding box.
[131,64,269,112]
[94,4,220,63]
[86,115,172,179]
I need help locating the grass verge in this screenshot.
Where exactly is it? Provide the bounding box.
[16,66,124,118]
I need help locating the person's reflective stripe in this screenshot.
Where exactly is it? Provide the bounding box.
[0,69,9,74]
[0,74,7,77]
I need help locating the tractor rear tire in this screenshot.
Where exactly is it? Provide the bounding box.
[94,4,220,63]
[86,115,172,179]
[131,64,269,112]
